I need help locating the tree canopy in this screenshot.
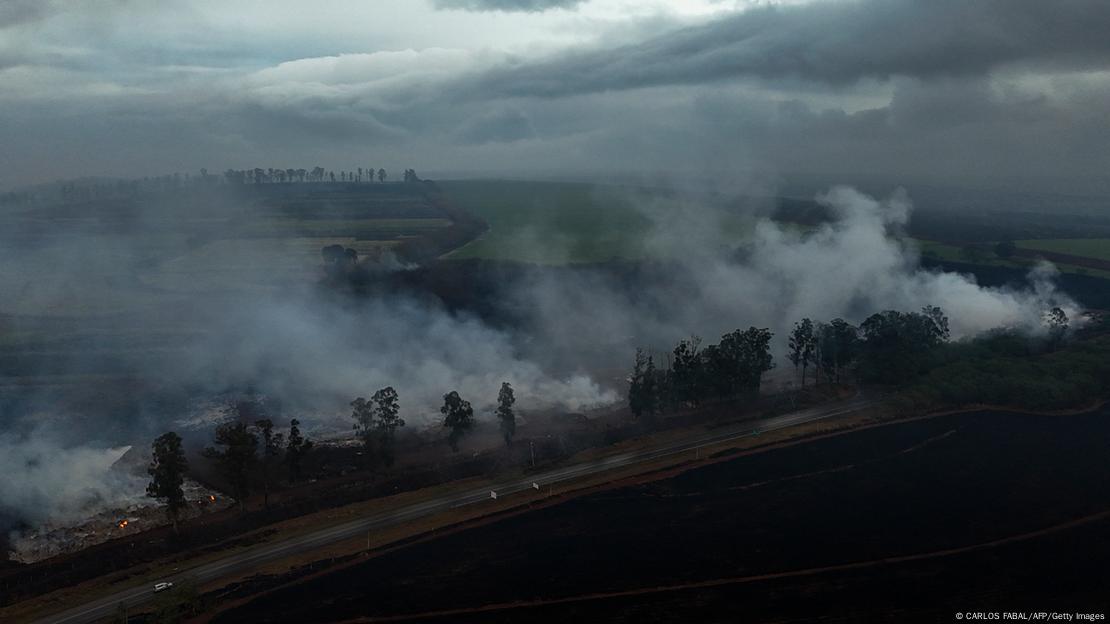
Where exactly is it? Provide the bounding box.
[147,431,189,534]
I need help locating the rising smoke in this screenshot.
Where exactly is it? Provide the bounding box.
[0,183,1079,544]
[517,185,1080,369]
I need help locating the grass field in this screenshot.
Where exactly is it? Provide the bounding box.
[439,180,754,264]
[914,239,1110,279]
[1018,238,1110,261]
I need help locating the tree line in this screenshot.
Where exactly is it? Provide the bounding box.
[145,381,518,532]
[626,307,947,417]
[221,166,417,185]
[2,166,425,207]
[146,409,313,533]
[629,304,1073,417]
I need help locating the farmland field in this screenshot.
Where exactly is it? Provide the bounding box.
[214,407,1110,622]
[0,183,455,401]
[0,184,451,316]
[438,180,755,264]
[1018,238,1110,262]
[914,239,1110,279]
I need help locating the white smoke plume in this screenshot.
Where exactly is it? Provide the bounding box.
[0,183,1082,541]
[0,429,142,532]
[520,185,1080,366]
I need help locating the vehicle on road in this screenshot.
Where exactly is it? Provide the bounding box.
[153,581,174,593]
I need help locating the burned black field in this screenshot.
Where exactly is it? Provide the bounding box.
[215,408,1110,622]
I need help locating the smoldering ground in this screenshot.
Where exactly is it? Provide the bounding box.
[0,182,1080,545]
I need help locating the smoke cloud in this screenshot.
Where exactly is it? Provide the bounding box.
[0,430,140,532]
[517,185,1079,368]
[0,183,1080,541]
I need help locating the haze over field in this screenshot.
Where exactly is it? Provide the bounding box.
[0,182,1081,535]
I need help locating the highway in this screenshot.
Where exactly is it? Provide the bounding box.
[34,396,873,624]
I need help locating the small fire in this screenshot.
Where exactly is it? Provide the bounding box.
[209,495,216,502]
[117,519,129,529]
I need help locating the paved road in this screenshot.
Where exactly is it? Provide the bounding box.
[35,397,874,624]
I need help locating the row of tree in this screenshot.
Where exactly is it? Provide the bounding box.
[147,382,521,533]
[350,382,517,462]
[146,417,314,532]
[628,307,959,418]
[222,166,416,185]
[3,166,425,208]
[628,327,775,419]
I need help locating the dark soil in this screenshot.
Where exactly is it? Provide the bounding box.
[214,408,1110,622]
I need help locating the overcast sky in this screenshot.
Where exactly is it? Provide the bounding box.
[1,0,1109,193]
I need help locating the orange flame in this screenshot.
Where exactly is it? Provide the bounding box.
[209,495,216,502]
[117,519,129,528]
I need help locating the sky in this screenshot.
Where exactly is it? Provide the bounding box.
[1,0,1109,192]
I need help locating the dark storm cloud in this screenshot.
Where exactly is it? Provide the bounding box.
[432,0,584,12]
[469,0,1110,97]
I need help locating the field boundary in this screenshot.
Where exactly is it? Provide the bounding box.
[344,508,1110,622]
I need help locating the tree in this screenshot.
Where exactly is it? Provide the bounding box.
[496,382,516,446]
[284,419,313,483]
[202,422,258,512]
[857,307,949,384]
[642,354,659,420]
[817,318,859,384]
[788,318,817,387]
[146,432,189,535]
[322,244,358,280]
[441,391,474,452]
[1044,306,1069,350]
[670,337,704,407]
[253,419,284,510]
[713,327,775,398]
[350,396,377,465]
[372,387,405,468]
[994,240,1017,259]
[922,305,951,342]
[377,168,387,183]
[628,348,647,418]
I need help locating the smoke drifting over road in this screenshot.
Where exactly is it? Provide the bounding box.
[0,183,1080,544]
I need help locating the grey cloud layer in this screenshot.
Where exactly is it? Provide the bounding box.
[432,0,584,12]
[469,0,1110,97]
[3,1,1110,191]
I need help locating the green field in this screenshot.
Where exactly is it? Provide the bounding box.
[438,180,755,264]
[914,239,1110,279]
[1018,238,1110,261]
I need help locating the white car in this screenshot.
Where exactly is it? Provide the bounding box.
[153,581,174,593]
